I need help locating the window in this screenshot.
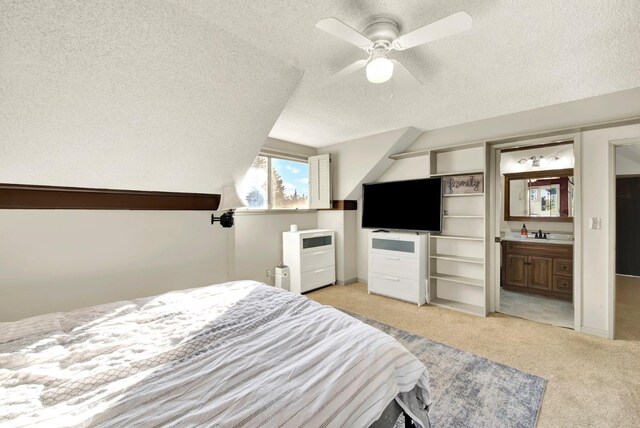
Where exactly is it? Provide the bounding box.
[239,155,309,210]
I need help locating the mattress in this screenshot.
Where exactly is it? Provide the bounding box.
[0,280,430,427]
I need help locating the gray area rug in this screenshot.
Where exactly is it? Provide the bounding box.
[350,313,546,428]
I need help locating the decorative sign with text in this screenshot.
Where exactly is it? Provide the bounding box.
[442,174,484,195]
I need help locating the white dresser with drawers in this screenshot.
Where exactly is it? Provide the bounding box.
[283,229,336,294]
[368,231,427,305]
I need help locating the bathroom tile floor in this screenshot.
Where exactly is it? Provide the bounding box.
[499,288,574,328]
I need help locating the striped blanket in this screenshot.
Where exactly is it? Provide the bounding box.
[0,281,430,427]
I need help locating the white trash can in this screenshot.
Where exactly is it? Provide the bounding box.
[275,265,290,291]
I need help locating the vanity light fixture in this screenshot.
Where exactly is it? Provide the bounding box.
[517,155,560,169]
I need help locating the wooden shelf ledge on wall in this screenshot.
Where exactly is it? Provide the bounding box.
[0,183,220,210]
[327,200,358,211]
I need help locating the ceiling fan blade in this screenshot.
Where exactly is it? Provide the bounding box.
[391,60,422,88]
[393,11,472,50]
[321,59,368,87]
[316,18,373,50]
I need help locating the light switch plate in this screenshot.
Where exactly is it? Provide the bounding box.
[589,217,601,230]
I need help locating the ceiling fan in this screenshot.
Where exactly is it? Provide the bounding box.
[316,11,472,87]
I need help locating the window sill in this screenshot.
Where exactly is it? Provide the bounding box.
[234,209,318,216]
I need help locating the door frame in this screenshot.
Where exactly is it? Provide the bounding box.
[608,137,640,339]
[488,133,581,331]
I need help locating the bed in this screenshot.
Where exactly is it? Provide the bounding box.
[0,280,430,427]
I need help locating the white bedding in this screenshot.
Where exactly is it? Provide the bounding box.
[0,281,430,427]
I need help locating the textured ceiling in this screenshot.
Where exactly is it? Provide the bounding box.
[0,0,301,193]
[174,0,640,147]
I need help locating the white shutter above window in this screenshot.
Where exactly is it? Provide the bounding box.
[308,154,331,209]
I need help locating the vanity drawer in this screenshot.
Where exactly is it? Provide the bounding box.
[553,259,573,276]
[553,275,573,293]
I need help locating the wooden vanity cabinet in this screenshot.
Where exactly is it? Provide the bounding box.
[502,241,573,300]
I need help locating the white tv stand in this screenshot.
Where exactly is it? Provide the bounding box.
[368,231,427,305]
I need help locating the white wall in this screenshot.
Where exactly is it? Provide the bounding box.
[0,210,228,321]
[318,128,420,200]
[263,138,319,157]
[378,156,431,183]
[616,146,640,175]
[317,210,357,284]
[356,199,368,283]
[233,212,317,284]
[580,124,640,336]
[0,207,322,321]
[343,211,357,284]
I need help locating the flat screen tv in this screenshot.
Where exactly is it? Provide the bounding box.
[362,178,443,232]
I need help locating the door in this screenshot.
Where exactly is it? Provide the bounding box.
[616,176,640,276]
[505,254,527,288]
[529,256,553,290]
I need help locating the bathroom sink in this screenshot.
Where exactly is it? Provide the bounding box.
[501,234,574,245]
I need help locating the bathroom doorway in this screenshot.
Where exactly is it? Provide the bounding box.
[492,139,576,328]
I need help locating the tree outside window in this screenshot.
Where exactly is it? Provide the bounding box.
[239,156,309,210]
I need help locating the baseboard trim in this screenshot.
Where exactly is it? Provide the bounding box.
[580,326,609,338]
[357,278,368,284]
[336,278,358,286]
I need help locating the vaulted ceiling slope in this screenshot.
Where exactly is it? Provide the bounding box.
[0,1,301,193]
[318,127,421,200]
[175,0,640,147]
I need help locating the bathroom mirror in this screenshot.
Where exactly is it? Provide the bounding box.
[504,168,574,222]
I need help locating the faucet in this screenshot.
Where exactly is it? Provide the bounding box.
[535,230,548,239]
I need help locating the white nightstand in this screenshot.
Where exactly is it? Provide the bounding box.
[283,229,336,293]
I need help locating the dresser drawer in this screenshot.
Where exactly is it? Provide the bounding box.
[301,266,335,292]
[553,259,573,276]
[370,237,418,259]
[301,249,335,271]
[552,275,572,293]
[300,233,334,253]
[369,272,417,303]
[369,253,419,279]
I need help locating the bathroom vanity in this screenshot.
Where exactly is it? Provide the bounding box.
[501,167,574,300]
[501,238,573,300]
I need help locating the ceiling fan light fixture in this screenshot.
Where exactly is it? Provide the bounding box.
[316,12,472,87]
[366,56,394,83]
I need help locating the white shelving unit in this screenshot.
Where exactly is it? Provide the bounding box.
[428,143,489,316]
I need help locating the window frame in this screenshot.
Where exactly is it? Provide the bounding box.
[239,152,312,212]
